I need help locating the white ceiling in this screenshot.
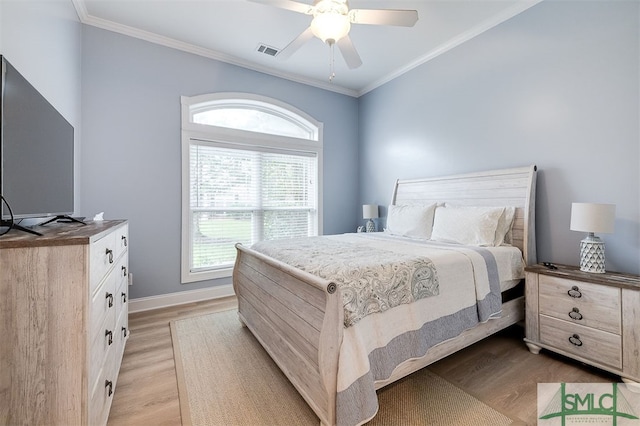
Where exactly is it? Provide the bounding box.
[73,0,541,97]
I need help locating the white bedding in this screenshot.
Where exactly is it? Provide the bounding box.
[251,232,525,425]
[371,232,525,291]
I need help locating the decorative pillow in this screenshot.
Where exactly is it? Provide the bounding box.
[385,203,437,240]
[431,206,505,246]
[495,206,516,246]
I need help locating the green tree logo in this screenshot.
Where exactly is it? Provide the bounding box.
[540,383,639,425]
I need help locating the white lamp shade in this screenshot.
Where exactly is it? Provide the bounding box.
[363,204,378,220]
[570,203,616,234]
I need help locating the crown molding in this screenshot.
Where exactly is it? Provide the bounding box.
[357,0,543,96]
[72,0,541,98]
[70,0,88,21]
[71,0,358,98]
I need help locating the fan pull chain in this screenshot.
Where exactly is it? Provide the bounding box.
[328,41,336,82]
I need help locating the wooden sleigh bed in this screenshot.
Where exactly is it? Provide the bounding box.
[232,165,537,426]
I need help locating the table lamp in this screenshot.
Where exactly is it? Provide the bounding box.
[363,204,378,232]
[570,202,615,273]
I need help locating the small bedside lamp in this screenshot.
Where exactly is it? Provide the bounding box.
[363,204,378,232]
[570,202,615,273]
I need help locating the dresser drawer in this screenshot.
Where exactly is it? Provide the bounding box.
[89,344,117,426]
[115,254,129,300]
[113,224,129,261]
[116,276,128,337]
[539,275,621,334]
[90,232,117,294]
[89,306,117,392]
[90,269,117,340]
[115,305,129,371]
[540,315,622,369]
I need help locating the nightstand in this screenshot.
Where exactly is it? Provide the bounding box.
[524,263,640,384]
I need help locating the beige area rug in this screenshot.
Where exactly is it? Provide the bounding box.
[171,310,517,426]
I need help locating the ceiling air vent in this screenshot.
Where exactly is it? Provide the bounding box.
[256,44,279,57]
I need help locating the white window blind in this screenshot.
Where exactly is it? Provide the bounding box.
[189,141,318,273]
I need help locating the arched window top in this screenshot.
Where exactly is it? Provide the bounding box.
[184,93,320,141]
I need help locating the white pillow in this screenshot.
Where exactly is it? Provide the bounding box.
[431,206,505,246]
[495,206,516,246]
[385,204,437,240]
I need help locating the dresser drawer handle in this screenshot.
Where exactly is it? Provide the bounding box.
[122,326,129,338]
[568,334,583,347]
[105,380,113,397]
[121,235,127,247]
[567,286,582,298]
[106,292,114,308]
[106,248,114,264]
[122,265,128,277]
[568,307,583,321]
[105,329,113,345]
[122,291,127,303]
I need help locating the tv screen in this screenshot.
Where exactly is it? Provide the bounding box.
[1,55,74,221]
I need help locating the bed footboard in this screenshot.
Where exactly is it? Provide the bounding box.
[233,243,343,426]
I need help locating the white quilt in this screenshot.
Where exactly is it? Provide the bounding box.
[252,235,441,327]
[252,233,524,425]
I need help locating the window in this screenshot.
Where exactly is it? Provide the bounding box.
[181,93,323,283]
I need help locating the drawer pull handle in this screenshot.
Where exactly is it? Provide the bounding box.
[106,248,114,264]
[567,286,582,298]
[568,334,583,347]
[568,307,583,321]
[122,235,127,247]
[122,265,128,277]
[122,326,128,338]
[121,292,127,303]
[106,292,114,308]
[105,329,113,345]
[105,380,113,397]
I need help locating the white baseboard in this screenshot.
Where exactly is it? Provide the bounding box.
[129,284,235,313]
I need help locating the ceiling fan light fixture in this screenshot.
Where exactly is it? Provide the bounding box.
[310,9,350,44]
[259,0,416,73]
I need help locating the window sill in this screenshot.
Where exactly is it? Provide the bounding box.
[181,267,233,284]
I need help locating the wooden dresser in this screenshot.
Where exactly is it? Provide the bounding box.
[524,263,640,383]
[0,220,129,425]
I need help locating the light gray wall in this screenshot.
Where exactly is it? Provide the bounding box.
[359,1,639,275]
[81,26,359,299]
[0,0,82,213]
[7,0,638,302]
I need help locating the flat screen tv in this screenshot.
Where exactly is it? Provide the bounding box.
[0,55,75,228]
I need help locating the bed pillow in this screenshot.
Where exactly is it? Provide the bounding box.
[495,206,516,246]
[431,206,505,246]
[385,203,437,240]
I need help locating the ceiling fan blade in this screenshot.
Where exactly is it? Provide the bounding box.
[248,0,314,15]
[337,36,362,69]
[277,26,315,60]
[349,9,418,27]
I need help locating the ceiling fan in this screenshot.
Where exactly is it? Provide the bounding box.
[252,0,418,78]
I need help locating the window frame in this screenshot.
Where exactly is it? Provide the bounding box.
[181,93,323,283]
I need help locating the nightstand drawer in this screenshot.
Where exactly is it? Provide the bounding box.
[540,315,622,369]
[539,275,621,334]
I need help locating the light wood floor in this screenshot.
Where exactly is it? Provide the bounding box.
[108,297,616,426]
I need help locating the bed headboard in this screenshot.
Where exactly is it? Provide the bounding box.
[390,165,537,266]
